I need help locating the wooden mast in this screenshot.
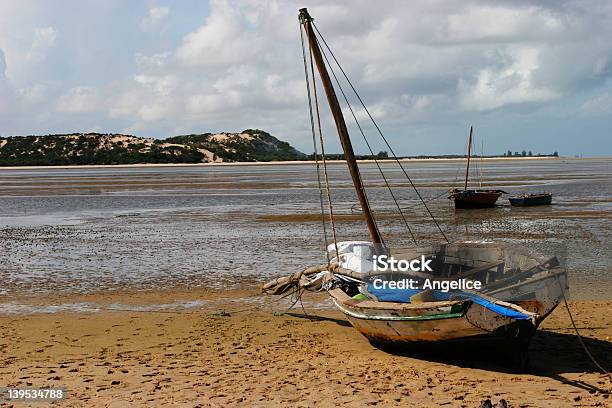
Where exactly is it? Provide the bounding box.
[299,8,383,244]
[464,126,473,191]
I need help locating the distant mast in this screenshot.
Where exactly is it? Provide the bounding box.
[464,126,473,190]
[299,7,383,244]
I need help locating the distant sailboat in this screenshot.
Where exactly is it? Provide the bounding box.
[449,126,506,209]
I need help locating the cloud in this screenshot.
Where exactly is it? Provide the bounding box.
[175,0,267,67]
[0,48,6,76]
[581,91,612,116]
[18,83,48,105]
[108,74,182,121]
[135,52,170,69]
[458,46,559,111]
[442,5,565,44]
[134,74,178,96]
[104,0,612,155]
[0,48,13,113]
[140,6,169,31]
[56,86,103,113]
[1,0,612,155]
[32,26,57,49]
[22,26,59,64]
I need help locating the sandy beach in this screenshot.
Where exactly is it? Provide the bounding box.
[0,289,610,407]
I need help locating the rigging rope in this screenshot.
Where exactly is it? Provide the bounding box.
[299,21,331,264]
[478,139,484,188]
[467,130,475,189]
[312,22,450,244]
[452,137,467,189]
[556,277,611,380]
[314,35,417,245]
[350,190,449,214]
[309,46,385,248]
[300,22,340,262]
[469,133,482,189]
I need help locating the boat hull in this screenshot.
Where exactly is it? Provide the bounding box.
[342,307,514,343]
[354,318,535,352]
[450,190,503,209]
[329,288,537,343]
[329,288,538,369]
[329,269,566,344]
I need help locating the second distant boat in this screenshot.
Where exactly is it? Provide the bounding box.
[509,193,553,206]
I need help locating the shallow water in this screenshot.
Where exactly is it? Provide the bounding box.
[0,158,610,300]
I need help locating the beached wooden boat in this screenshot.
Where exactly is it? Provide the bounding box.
[449,127,506,209]
[263,8,568,369]
[264,240,568,368]
[509,193,552,206]
[326,241,566,346]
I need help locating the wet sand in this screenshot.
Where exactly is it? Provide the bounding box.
[0,291,610,407]
[1,158,611,300]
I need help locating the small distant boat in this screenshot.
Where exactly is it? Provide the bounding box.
[449,127,506,209]
[509,193,552,207]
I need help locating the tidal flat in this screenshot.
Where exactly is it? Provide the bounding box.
[0,158,610,305]
[0,158,611,406]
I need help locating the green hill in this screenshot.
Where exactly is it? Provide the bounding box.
[0,129,306,166]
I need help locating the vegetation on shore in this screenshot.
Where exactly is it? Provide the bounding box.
[0,129,561,166]
[311,151,560,160]
[0,129,306,166]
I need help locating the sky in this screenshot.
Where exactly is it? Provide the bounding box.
[0,0,611,157]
